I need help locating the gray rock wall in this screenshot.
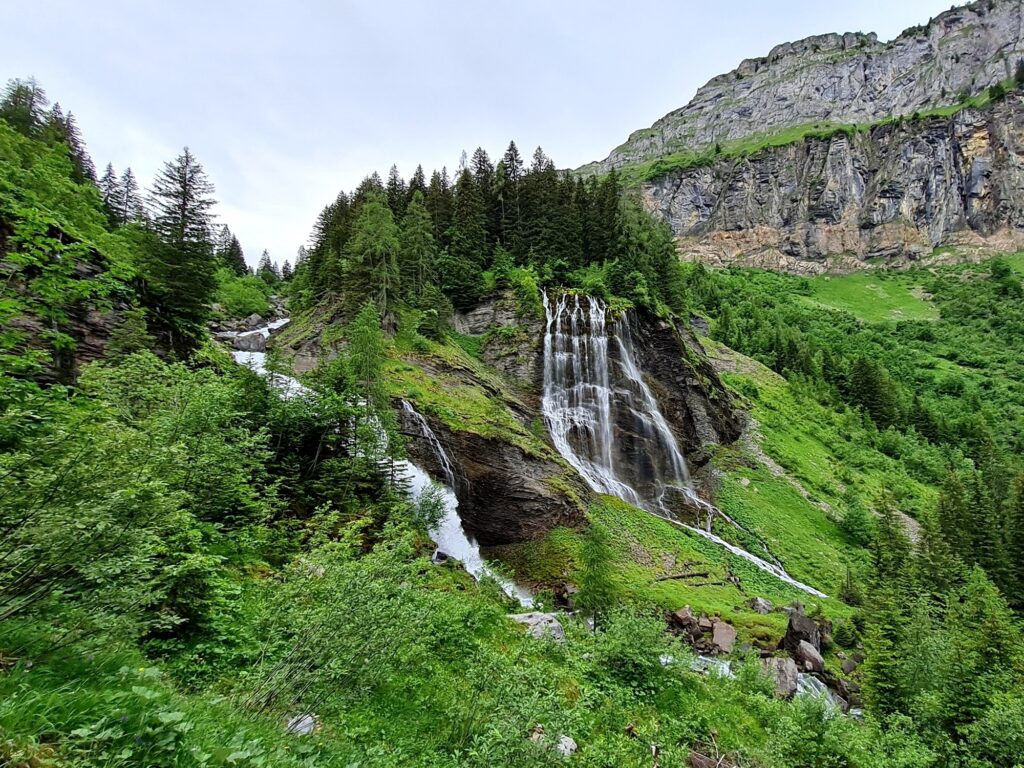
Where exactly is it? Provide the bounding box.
[641,95,1024,272]
[585,0,1024,174]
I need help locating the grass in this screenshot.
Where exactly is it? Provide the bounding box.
[803,272,938,323]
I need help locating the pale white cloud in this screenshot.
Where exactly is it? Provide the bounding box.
[3,0,955,267]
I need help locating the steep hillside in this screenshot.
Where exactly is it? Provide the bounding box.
[584,0,1024,175]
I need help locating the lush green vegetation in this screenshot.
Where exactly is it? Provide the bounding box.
[4,75,1024,768]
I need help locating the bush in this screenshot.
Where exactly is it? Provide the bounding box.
[215,268,271,318]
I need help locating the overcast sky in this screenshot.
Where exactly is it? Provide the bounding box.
[5,0,953,268]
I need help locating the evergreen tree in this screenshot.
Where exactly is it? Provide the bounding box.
[470,147,498,247]
[912,510,960,601]
[398,191,436,301]
[938,471,972,556]
[106,307,155,359]
[385,164,407,220]
[99,163,120,221]
[60,111,95,183]
[0,77,48,136]
[257,250,279,285]
[144,147,218,348]
[448,168,488,268]
[223,235,247,276]
[343,192,400,317]
[407,164,427,202]
[115,167,143,225]
[871,493,912,586]
[499,141,524,254]
[1005,473,1024,606]
[425,168,454,247]
[281,260,293,281]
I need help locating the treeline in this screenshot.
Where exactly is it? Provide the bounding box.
[291,143,687,318]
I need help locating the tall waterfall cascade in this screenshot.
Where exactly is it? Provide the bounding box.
[541,292,826,598]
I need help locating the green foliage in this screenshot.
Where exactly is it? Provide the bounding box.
[214,267,271,318]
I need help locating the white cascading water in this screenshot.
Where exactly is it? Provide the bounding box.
[399,401,533,607]
[541,291,826,598]
[231,318,531,606]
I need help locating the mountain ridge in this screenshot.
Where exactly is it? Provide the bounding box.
[582,0,1024,176]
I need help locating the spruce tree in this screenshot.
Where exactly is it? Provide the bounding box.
[257,250,279,285]
[938,471,972,556]
[99,163,120,221]
[407,164,427,202]
[281,260,293,281]
[398,191,437,300]
[343,192,400,317]
[385,165,407,220]
[144,147,218,347]
[448,168,488,268]
[116,167,143,225]
[499,141,524,255]
[425,168,454,247]
[224,235,247,276]
[1005,473,1024,606]
[0,77,48,137]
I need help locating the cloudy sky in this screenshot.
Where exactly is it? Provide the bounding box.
[5,0,953,268]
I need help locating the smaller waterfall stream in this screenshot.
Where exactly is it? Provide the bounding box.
[228,319,530,606]
[541,291,826,599]
[399,401,533,607]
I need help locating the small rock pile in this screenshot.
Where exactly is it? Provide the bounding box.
[668,606,736,654]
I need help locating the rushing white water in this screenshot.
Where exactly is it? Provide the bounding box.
[231,318,307,398]
[399,400,533,607]
[541,291,826,599]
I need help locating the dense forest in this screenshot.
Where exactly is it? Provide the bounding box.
[2,75,1024,768]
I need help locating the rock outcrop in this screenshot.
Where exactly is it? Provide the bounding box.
[584,0,1024,174]
[641,95,1024,272]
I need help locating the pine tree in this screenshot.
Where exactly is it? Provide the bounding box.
[224,235,247,276]
[116,167,143,225]
[871,493,912,587]
[938,471,972,556]
[499,141,524,255]
[470,147,498,247]
[0,77,48,136]
[912,510,960,601]
[99,163,120,221]
[448,168,488,268]
[144,147,218,347]
[407,164,427,202]
[61,111,95,183]
[1005,473,1024,606]
[106,307,155,359]
[385,165,407,220]
[398,191,437,301]
[257,250,279,285]
[343,192,400,317]
[425,168,454,247]
[281,260,293,281]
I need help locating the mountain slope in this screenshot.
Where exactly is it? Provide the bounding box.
[583,0,1024,175]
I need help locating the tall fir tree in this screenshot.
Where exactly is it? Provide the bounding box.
[385,165,407,220]
[0,77,48,136]
[99,163,120,222]
[448,168,488,268]
[425,168,454,247]
[343,192,400,317]
[224,235,247,276]
[144,146,218,349]
[499,141,524,255]
[398,191,437,301]
[257,250,279,285]
[407,164,427,202]
[115,167,143,225]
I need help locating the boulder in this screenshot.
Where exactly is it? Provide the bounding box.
[510,612,565,644]
[760,657,799,698]
[243,313,265,329]
[698,615,714,632]
[747,597,773,614]
[781,610,821,653]
[556,735,578,756]
[233,331,266,352]
[711,621,737,654]
[795,640,825,673]
[670,606,701,638]
[841,657,860,675]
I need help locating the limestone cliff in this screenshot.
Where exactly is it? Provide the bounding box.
[642,94,1024,272]
[584,0,1024,175]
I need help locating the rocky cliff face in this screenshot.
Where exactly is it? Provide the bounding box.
[641,94,1024,272]
[586,0,1024,174]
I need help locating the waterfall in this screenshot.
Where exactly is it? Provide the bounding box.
[541,291,826,599]
[399,401,533,607]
